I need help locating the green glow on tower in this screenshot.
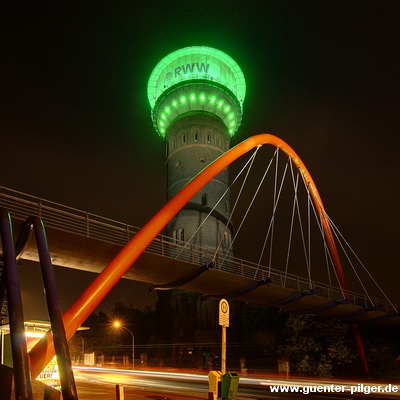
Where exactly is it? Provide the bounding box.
[148,46,246,137]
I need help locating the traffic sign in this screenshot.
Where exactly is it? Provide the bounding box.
[219,299,229,327]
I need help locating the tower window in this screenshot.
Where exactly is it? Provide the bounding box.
[195,133,198,142]
[207,134,210,143]
[172,230,177,244]
[225,200,229,213]
[223,231,229,246]
[183,134,186,143]
[201,193,207,206]
[178,228,184,242]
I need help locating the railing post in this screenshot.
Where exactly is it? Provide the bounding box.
[116,384,125,400]
[161,236,164,256]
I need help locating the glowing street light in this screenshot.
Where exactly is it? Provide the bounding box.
[113,322,135,368]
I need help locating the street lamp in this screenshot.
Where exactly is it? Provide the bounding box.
[74,333,85,364]
[113,322,134,368]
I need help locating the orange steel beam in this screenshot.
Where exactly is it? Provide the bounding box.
[29,133,349,377]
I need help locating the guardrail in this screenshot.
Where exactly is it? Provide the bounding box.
[0,186,393,313]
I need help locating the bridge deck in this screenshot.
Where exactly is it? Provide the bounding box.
[1,186,399,327]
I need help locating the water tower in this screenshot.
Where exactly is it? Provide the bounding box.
[148,46,246,254]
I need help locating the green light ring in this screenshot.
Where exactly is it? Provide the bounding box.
[152,79,243,114]
[148,46,246,109]
[151,82,242,137]
[154,107,241,138]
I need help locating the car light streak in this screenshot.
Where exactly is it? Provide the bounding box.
[74,367,400,398]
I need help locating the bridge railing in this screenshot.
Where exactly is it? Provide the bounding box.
[0,186,393,313]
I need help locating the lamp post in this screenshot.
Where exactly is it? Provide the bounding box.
[114,322,134,368]
[74,333,84,364]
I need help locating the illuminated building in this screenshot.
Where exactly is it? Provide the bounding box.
[0,321,89,386]
[148,46,245,252]
[0,321,60,386]
[148,46,245,365]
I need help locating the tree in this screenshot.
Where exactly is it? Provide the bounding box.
[241,307,286,369]
[278,314,356,378]
[78,311,120,357]
[360,326,400,379]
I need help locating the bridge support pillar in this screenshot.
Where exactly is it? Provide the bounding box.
[351,324,369,376]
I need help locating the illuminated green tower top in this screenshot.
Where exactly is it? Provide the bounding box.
[148,46,245,253]
[148,46,246,137]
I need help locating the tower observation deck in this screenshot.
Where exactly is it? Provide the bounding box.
[148,46,246,253]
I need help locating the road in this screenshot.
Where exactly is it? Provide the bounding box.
[73,367,400,400]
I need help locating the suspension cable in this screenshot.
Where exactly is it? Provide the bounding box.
[327,217,375,307]
[305,184,345,299]
[252,158,290,278]
[212,146,261,263]
[284,161,299,286]
[268,150,279,276]
[219,149,278,266]
[286,159,312,288]
[251,149,279,277]
[327,216,398,312]
[291,172,311,285]
[174,147,261,259]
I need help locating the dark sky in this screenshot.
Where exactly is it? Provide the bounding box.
[2,2,400,319]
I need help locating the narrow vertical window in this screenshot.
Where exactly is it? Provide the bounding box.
[183,134,186,143]
[172,230,177,244]
[178,228,184,242]
[201,193,207,206]
[225,200,229,213]
[207,134,210,143]
[195,133,198,142]
[223,231,229,246]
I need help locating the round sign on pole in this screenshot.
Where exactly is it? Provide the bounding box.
[219,299,230,327]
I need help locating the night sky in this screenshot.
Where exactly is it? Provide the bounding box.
[2,2,400,320]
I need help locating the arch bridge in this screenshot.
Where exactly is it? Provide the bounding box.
[0,134,399,380]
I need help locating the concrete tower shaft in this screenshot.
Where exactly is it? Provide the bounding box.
[148,46,245,254]
[166,113,233,253]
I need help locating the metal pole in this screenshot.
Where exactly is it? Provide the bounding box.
[121,326,134,369]
[221,325,226,375]
[75,334,84,363]
[132,335,135,369]
[30,217,78,400]
[0,208,33,400]
[0,327,4,364]
[115,384,125,400]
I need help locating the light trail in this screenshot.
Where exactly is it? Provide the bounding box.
[73,367,400,399]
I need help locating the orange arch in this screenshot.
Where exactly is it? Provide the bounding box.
[29,133,347,377]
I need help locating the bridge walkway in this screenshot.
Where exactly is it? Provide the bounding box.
[0,186,398,327]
